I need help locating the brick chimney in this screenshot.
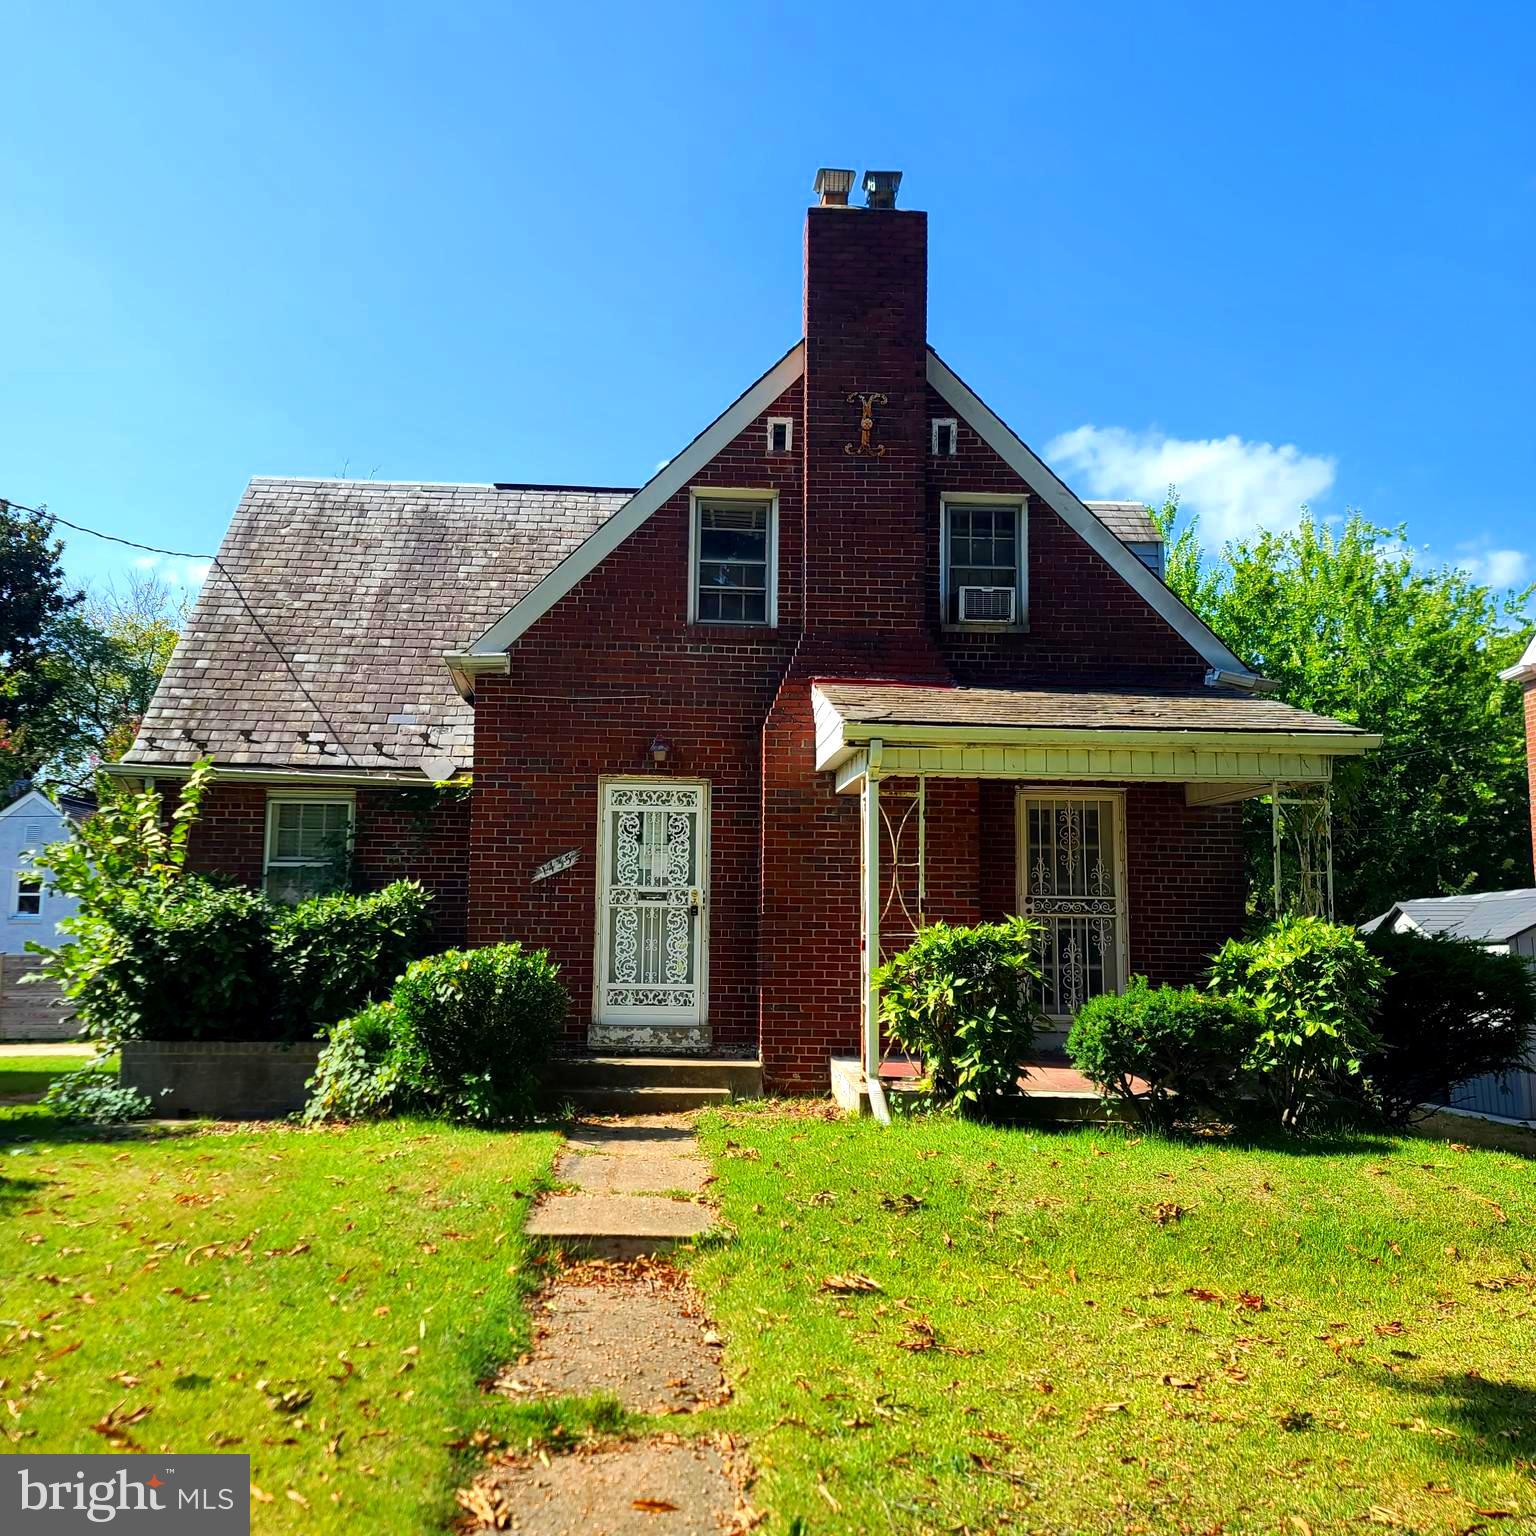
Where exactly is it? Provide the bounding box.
[1501,637,1536,878]
[799,170,939,665]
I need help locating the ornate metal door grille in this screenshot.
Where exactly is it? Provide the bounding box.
[1020,794,1125,1017]
[599,783,705,1022]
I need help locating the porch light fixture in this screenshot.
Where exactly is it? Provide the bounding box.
[862,170,902,209]
[814,167,855,207]
[649,737,671,767]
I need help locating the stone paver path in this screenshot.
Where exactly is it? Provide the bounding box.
[462,1115,753,1532]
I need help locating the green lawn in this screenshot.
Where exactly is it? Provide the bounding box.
[692,1109,1536,1535]
[0,1052,104,1099]
[0,1104,561,1532]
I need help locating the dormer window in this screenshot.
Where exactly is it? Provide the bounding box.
[766,417,793,454]
[931,418,958,457]
[941,495,1026,628]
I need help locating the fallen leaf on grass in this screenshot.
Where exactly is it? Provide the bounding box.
[1373,1320,1406,1336]
[820,1273,882,1295]
[1149,1202,1186,1225]
[250,1485,272,1504]
[286,1489,309,1508]
[878,1193,925,1213]
[1184,1287,1223,1303]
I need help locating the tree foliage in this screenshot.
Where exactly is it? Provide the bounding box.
[1154,496,1533,919]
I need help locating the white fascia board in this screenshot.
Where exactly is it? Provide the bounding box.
[1499,634,1536,684]
[99,762,439,790]
[926,350,1259,681]
[464,342,804,657]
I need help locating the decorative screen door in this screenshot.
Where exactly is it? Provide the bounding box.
[1018,792,1127,1018]
[594,781,709,1045]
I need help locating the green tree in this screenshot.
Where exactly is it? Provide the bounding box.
[0,500,82,787]
[1153,497,1533,920]
[27,572,186,795]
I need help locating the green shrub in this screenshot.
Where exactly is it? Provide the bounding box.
[1359,929,1536,1124]
[71,877,279,1045]
[302,1003,403,1123]
[273,880,433,1035]
[874,917,1045,1113]
[304,945,567,1124]
[1067,978,1260,1131]
[41,1065,154,1124]
[1209,916,1387,1130]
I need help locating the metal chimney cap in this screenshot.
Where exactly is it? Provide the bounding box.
[813,167,856,206]
[862,170,903,209]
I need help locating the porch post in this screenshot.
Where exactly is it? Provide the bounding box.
[861,743,883,1085]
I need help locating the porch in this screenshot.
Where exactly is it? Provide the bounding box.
[810,679,1381,1114]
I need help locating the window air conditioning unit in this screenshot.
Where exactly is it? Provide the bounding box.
[958,586,1016,623]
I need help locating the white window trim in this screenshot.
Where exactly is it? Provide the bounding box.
[1014,786,1129,1023]
[263,790,356,898]
[11,867,43,918]
[687,487,779,628]
[766,416,794,454]
[939,492,1028,631]
[931,417,958,456]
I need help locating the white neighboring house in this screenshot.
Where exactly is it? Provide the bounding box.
[1361,889,1536,1121]
[0,787,84,953]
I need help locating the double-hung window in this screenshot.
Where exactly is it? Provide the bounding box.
[264,796,353,903]
[691,493,776,626]
[941,496,1026,626]
[12,870,42,917]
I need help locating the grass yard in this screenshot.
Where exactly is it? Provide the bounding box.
[0,1052,103,1099]
[693,1109,1536,1535]
[0,1103,562,1532]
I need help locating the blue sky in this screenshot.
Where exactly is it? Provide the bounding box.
[3,1,1532,602]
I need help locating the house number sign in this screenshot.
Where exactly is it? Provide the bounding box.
[531,849,581,884]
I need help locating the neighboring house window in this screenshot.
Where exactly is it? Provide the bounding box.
[12,871,43,917]
[1018,791,1127,1019]
[766,417,793,454]
[931,418,958,457]
[264,797,354,902]
[941,496,1026,625]
[690,492,777,626]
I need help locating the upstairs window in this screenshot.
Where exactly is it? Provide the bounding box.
[941,497,1026,626]
[766,417,793,454]
[12,871,42,917]
[264,796,353,903]
[691,493,776,626]
[931,418,958,457]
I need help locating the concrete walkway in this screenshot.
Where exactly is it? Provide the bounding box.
[526,1114,715,1258]
[0,1041,94,1058]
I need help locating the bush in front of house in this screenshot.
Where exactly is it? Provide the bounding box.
[305,944,567,1124]
[874,917,1046,1113]
[1356,928,1536,1124]
[1067,978,1260,1132]
[1208,915,1388,1131]
[272,880,434,1035]
[41,1065,154,1125]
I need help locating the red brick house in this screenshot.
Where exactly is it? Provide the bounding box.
[116,170,1377,1094]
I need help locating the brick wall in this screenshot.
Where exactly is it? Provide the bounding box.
[184,782,469,943]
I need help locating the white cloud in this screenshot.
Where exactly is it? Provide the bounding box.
[127,553,211,590]
[1455,544,1531,590]
[1046,424,1337,545]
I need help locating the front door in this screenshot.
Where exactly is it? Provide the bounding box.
[592,780,709,1051]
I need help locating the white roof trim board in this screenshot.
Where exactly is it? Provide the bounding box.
[1500,634,1536,685]
[925,350,1257,680]
[466,343,805,655]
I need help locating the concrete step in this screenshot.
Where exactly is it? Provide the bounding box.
[549,1056,762,1095]
[558,1084,733,1116]
[525,1191,714,1259]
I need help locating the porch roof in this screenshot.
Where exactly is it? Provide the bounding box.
[812,680,1380,799]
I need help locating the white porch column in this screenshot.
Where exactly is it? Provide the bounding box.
[860,742,883,1085]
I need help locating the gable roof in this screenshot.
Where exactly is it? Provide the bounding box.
[458,343,806,658]
[1360,889,1536,945]
[121,478,629,777]
[1085,501,1162,544]
[926,350,1257,681]
[0,788,69,823]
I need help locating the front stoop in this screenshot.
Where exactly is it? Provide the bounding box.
[548,1055,761,1116]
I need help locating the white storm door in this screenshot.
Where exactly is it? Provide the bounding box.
[597,781,708,1028]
